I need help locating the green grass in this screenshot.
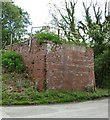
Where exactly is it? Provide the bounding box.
[1,71,109,106]
[1,88,109,105]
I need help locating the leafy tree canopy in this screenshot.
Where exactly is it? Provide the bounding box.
[1,2,31,47]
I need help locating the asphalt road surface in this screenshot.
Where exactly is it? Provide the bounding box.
[1,99,108,118]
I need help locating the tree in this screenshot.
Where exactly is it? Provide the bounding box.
[78,2,110,56]
[95,44,110,88]
[77,2,110,88]
[1,2,31,47]
[51,0,110,48]
[50,0,80,42]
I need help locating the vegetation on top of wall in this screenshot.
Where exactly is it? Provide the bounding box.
[35,32,89,47]
[35,32,64,45]
[2,50,25,73]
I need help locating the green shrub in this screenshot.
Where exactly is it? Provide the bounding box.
[95,48,110,88]
[35,32,63,45]
[2,50,25,73]
[35,32,90,47]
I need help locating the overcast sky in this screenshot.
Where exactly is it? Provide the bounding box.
[14,0,109,33]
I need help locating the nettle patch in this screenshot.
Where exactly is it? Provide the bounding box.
[2,50,25,73]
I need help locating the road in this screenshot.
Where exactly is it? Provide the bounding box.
[1,99,108,118]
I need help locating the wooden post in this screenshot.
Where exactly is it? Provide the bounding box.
[10,34,13,50]
[58,29,60,40]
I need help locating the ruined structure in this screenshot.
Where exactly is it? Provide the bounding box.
[6,38,95,91]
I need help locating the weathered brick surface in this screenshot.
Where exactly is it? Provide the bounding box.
[5,38,95,91]
[46,43,95,91]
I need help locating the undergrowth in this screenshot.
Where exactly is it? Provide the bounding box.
[2,50,25,73]
[36,32,63,45]
[1,71,109,106]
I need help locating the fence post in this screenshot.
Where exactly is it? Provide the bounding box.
[58,28,60,40]
[10,34,13,50]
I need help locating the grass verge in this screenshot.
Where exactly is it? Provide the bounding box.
[1,71,109,105]
[1,88,109,105]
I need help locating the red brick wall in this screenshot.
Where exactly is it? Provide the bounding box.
[46,43,95,91]
[6,38,95,91]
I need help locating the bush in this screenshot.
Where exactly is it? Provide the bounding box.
[2,50,25,73]
[95,48,110,88]
[35,32,63,45]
